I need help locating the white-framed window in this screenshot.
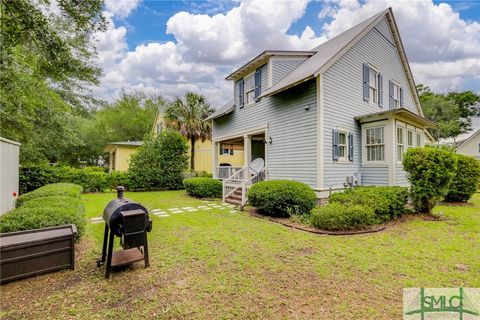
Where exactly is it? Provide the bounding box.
[244,74,255,105]
[393,83,401,108]
[338,132,348,160]
[396,126,405,161]
[407,130,414,148]
[219,144,234,155]
[416,132,422,147]
[365,126,385,162]
[369,68,378,104]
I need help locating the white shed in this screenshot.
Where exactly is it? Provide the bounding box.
[0,137,21,215]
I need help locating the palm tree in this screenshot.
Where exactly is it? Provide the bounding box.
[165,92,214,171]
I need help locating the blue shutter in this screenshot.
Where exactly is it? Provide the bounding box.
[238,79,244,108]
[348,133,354,161]
[378,73,383,107]
[389,80,394,109]
[332,129,339,161]
[254,68,262,99]
[363,64,369,101]
[400,87,404,107]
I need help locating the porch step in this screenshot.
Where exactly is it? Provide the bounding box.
[225,189,243,206]
[225,198,241,206]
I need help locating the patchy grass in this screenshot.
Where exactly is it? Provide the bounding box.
[1,191,479,319]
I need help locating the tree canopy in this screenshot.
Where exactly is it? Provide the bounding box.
[417,85,479,140]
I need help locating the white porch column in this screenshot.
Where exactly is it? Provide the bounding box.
[212,141,219,178]
[243,134,251,178]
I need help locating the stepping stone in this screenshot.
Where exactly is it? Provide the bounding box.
[92,220,104,224]
[91,217,103,222]
[187,208,198,211]
[157,215,169,218]
[218,207,226,210]
[229,210,237,214]
[168,208,180,211]
[207,204,217,206]
[203,207,213,210]
[197,206,207,208]
[171,210,183,213]
[151,209,163,212]
[182,207,194,209]
[226,205,235,208]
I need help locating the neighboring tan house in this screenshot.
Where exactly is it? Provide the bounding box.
[104,141,143,172]
[455,129,480,160]
[151,107,243,173]
[207,8,435,205]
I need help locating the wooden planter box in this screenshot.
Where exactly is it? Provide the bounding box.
[0,225,77,284]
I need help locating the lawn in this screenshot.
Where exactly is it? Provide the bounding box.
[1,191,479,319]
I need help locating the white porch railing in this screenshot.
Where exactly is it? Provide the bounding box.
[215,166,243,180]
[222,166,267,208]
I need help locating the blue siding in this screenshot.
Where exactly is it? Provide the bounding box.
[322,17,418,188]
[271,59,308,86]
[214,80,318,188]
[361,167,389,185]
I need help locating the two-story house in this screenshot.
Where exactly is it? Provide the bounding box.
[207,8,435,205]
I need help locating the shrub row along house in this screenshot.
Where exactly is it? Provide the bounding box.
[207,8,435,205]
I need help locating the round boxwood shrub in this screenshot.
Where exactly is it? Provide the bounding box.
[445,154,480,202]
[248,180,317,217]
[184,177,222,198]
[310,202,377,231]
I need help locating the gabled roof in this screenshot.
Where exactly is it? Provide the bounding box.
[225,50,315,81]
[260,9,388,98]
[205,100,235,121]
[455,129,480,150]
[258,8,424,117]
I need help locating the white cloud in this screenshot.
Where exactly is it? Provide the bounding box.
[318,0,480,92]
[104,0,141,19]
[93,0,480,108]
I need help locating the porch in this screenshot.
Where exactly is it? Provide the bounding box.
[212,132,267,208]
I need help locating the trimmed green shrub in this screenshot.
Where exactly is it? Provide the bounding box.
[105,171,131,190]
[16,183,83,207]
[184,177,222,198]
[19,165,110,193]
[403,146,457,213]
[445,155,480,202]
[1,184,85,240]
[248,180,317,217]
[310,203,377,231]
[329,186,408,221]
[0,205,85,240]
[129,131,189,190]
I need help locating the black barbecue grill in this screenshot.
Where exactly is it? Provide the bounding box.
[97,187,152,278]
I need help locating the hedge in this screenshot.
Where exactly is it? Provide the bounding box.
[0,183,85,240]
[403,146,457,213]
[184,177,222,198]
[248,180,317,217]
[329,186,408,222]
[16,183,83,207]
[445,154,480,202]
[310,203,377,231]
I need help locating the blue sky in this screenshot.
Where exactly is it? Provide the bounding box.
[117,1,480,49]
[96,0,480,105]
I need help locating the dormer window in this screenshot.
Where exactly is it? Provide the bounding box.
[244,73,255,105]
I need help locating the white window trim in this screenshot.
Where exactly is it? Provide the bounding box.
[362,121,387,166]
[243,71,256,108]
[392,81,401,108]
[396,124,406,163]
[407,129,414,148]
[337,129,349,162]
[368,65,379,105]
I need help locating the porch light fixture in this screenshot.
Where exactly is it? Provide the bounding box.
[266,136,272,144]
[304,105,310,111]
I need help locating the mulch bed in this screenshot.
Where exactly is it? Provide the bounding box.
[249,209,386,236]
